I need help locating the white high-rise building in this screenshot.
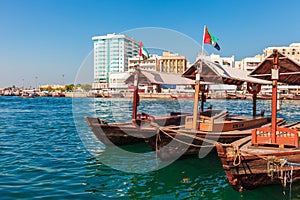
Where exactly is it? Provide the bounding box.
[92,33,140,87]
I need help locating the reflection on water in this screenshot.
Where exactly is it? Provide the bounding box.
[78,98,300,199]
[1,96,299,199]
[85,149,300,199]
[84,152,229,199]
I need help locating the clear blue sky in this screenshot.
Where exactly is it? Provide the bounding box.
[1,0,300,87]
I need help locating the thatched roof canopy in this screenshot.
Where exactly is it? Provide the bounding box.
[125,70,195,85]
[249,51,300,85]
[183,59,270,85]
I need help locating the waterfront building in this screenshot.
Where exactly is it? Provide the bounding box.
[159,52,188,74]
[128,51,189,74]
[109,72,130,90]
[197,53,235,68]
[208,54,235,68]
[92,33,140,88]
[264,43,300,62]
[237,55,264,72]
[128,54,160,72]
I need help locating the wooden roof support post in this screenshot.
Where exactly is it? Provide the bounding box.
[252,93,257,117]
[271,50,279,143]
[247,82,261,117]
[132,65,140,123]
[192,73,200,130]
[201,92,205,113]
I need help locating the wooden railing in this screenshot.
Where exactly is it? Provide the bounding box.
[252,127,299,148]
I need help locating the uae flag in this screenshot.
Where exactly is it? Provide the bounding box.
[139,42,150,60]
[203,27,220,51]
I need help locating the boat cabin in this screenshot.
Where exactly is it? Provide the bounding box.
[182,59,270,132]
[249,50,300,148]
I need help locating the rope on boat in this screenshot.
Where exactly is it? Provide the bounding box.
[232,146,241,166]
[150,121,217,148]
[160,129,204,148]
[229,145,299,188]
[233,147,300,168]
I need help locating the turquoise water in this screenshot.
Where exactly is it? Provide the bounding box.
[1,96,300,199]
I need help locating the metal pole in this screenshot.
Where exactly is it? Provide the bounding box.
[271,50,279,143]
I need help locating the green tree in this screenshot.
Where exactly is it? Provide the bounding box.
[65,84,75,91]
[81,84,92,91]
[40,86,54,91]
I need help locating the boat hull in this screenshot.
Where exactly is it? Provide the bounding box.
[216,141,300,191]
[84,113,187,146]
[146,129,255,161]
[87,121,155,146]
[145,117,286,161]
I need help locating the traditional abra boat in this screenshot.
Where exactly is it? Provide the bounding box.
[85,111,188,146]
[170,93,195,99]
[85,65,194,146]
[215,50,300,191]
[20,90,39,98]
[145,59,279,161]
[286,93,300,100]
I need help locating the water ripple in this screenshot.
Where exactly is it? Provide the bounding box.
[0,96,299,199]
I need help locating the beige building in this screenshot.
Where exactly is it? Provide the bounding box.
[207,54,235,68]
[128,54,160,72]
[236,55,264,72]
[264,43,300,62]
[128,51,189,74]
[159,52,188,74]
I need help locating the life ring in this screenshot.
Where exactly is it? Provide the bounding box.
[247,82,261,95]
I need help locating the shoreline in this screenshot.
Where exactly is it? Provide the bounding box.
[1,91,300,100]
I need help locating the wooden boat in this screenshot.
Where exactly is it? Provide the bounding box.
[145,59,273,161]
[145,112,285,161]
[216,122,300,191]
[170,93,195,99]
[286,93,300,100]
[225,92,238,99]
[257,93,272,100]
[257,93,285,100]
[52,92,65,97]
[85,65,194,146]
[216,50,300,191]
[85,111,188,146]
[20,92,39,98]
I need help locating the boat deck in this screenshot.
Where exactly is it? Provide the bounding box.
[231,122,300,155]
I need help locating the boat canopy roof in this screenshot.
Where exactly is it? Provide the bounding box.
[182,59,270,85]
[249,51,300,85]
[125,70,196,85]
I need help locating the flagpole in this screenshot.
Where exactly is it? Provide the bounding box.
[201,25,206,59]
[200,25,206,113]
[192,25,206,130]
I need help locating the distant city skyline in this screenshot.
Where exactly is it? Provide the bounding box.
[1,0,300,87]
